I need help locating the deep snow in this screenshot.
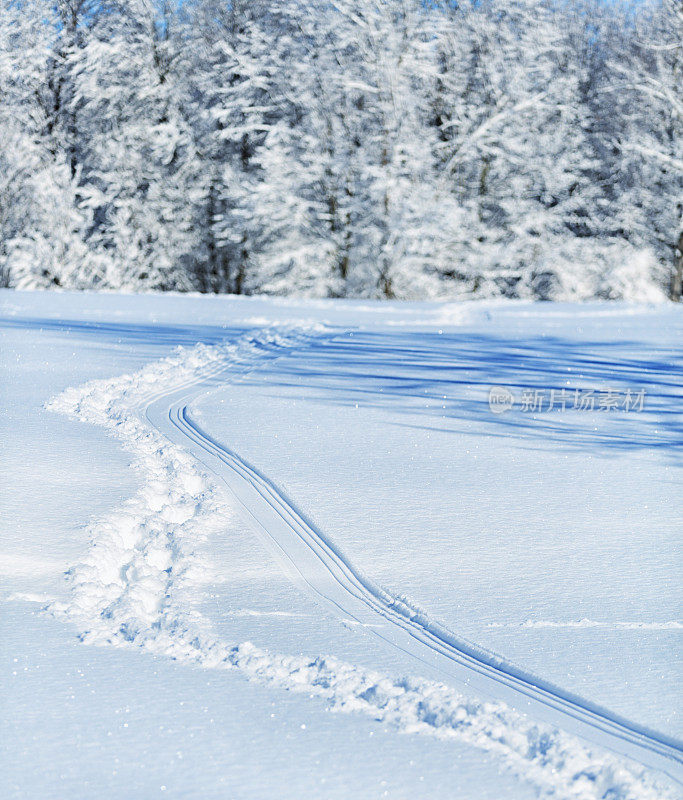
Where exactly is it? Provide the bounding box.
[1,289,681,799]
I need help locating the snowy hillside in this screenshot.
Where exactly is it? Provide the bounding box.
[1,289,681,799]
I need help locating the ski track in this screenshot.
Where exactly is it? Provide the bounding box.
[46,324,682,800]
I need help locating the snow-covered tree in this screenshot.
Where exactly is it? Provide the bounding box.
[71,0,206,291]
[0,0,106,288]
[607,0,682,299]
[430,0,628,299]
[0,0,676,300]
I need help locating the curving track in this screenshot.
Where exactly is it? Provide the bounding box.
[143,331,683,786]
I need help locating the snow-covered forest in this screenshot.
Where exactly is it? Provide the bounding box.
[1,0,681,301]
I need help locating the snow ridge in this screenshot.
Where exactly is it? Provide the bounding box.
[47,327,678,800]
[46,329,306,645]
[489,620,683,631]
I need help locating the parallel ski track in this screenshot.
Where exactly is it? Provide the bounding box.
[141,330,683,784]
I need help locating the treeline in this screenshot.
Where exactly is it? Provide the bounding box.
[0,0,681,300]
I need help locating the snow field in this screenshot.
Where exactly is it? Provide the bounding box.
[46,324,680,800]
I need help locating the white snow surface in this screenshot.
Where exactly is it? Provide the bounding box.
[1,289,681,800]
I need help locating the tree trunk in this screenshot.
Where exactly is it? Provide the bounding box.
[672,230,683,302]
